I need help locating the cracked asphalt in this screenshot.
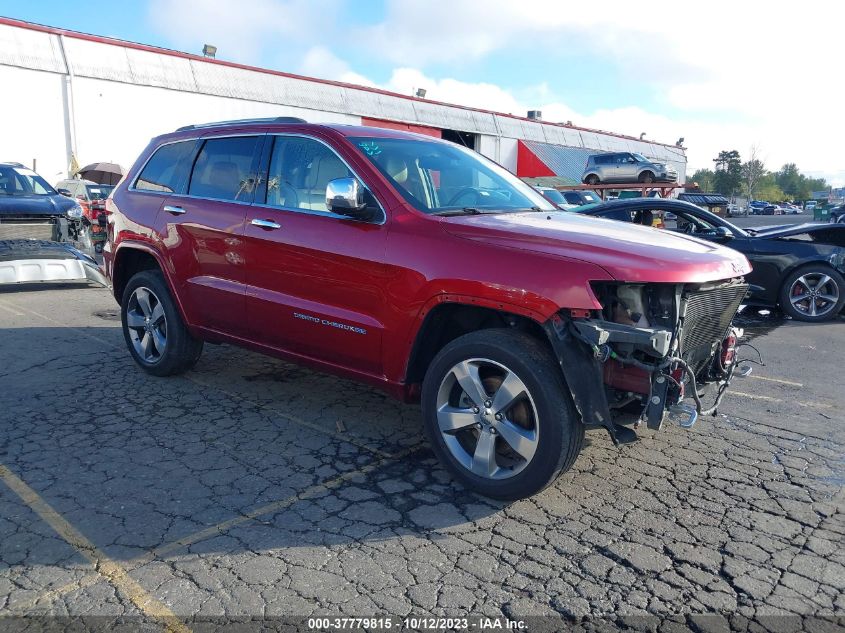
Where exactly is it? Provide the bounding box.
[0,283,843,630]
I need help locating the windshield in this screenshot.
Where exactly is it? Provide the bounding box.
[0,166,55,196]
[350,136,555,214]
[86,185,114,200]
[632,153,648,162]
[540,189,566,204]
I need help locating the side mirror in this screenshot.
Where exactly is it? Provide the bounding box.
[326,178,378,221]
[715,226,733,240]
[57,188,72,197]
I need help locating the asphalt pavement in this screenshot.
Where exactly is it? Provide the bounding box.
[0,283,842,630]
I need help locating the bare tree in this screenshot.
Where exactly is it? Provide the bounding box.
[742,144,766,200]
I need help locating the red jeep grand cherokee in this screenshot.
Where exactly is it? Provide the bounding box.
[104,118,751,500]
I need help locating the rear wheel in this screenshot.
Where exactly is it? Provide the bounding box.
[638,171,655,183]
[585,174,600,185]
[421,329,583,500]
[779,265,845,322]
[121,270,203,376]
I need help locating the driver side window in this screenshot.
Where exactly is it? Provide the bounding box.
[265,136,354,213]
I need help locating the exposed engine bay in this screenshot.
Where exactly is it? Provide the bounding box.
[545,279,751,443]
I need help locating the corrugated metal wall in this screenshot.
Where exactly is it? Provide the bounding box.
[0,21,686,185]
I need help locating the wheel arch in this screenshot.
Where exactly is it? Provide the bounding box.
[111,243,190,319]
[404,301,552,388]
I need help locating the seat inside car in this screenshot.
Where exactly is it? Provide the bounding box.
[302,153,349,210]
[192,161,243,200]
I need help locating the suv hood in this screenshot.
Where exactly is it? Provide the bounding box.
[442,211,752,283]
[0,194,75,217]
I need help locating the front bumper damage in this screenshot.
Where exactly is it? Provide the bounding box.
[0,240,108,286]
[544,303,749,446]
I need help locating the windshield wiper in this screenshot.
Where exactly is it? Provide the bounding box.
[431,207,483,217]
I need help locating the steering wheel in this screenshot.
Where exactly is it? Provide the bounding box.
[446,187,483,207]
[682,222,696,235]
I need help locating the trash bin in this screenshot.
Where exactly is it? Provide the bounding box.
[813,208,830,221]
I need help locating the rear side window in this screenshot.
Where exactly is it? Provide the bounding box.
[188,136,259,202]
[135,140,196,193]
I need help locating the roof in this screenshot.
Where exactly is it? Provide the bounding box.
[0,16,685,151]
[678,193,729,205]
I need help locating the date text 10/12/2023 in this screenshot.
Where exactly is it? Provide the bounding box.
[306,616,527,630]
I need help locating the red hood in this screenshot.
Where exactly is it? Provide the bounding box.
[442,212,752,283]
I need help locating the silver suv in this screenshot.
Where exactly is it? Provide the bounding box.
[581,152,678,185]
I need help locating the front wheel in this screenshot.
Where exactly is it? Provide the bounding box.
[638,171,655,183]
[421,329,583,500]
[779,266,845,322]
[121,270,203,376]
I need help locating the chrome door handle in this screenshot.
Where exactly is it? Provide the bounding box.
[163,205,186,215]
[251,218,281,230]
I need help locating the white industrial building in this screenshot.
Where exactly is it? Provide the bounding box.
[0,17,686,187]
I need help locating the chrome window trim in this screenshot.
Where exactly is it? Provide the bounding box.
[258,133,386,226]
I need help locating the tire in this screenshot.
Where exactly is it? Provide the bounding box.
[120,270,203,376]
[638,171,655,183]
[421,329,584,500]
[585,174,600,185]
[779,265,845,322]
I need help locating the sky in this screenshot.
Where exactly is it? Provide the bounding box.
[2,0,843,186]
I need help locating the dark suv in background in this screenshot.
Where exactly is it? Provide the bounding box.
[105,118,752,500]
[0,162,83,241]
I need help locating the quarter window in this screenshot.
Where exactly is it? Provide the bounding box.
[188,137,259,202]
[135,141,195,193]
[264,136,353,212]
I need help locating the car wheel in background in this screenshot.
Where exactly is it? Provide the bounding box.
[638,171,655,183]
[585,174,600,185]
[121,270,203,376]
[421,329,584,500]
[779,265,845,322]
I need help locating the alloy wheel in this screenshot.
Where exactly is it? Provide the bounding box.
[435,358,539,480]
[126,286,168,363]
[789,272,840,318]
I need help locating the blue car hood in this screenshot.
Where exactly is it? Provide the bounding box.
[0,193,76,216]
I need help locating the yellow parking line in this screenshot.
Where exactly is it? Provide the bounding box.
[0,300,26,316]
[748,375,803,388]
[0,464,191,633]
[186,375,402,459]
[11,444,423,611]
[728,390,832,409]
[4,296,409,460]
[149,443,422,559]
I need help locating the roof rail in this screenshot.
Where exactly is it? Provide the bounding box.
[1,161,25,167]
[175,116,307,132]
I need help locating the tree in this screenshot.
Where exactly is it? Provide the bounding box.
[689,168,715,191]
[756,174,785,202]
[741,145,766,201]
[775,163,802,200]
[712,150,742,196]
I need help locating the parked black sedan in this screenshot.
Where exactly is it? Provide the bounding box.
[575,198,845,322]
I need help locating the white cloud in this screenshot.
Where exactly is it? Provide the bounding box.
[147,0,845,186]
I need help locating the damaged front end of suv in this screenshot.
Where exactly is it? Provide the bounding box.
[545,279,750,444]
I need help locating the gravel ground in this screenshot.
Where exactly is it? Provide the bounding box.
[0,283,842,631]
